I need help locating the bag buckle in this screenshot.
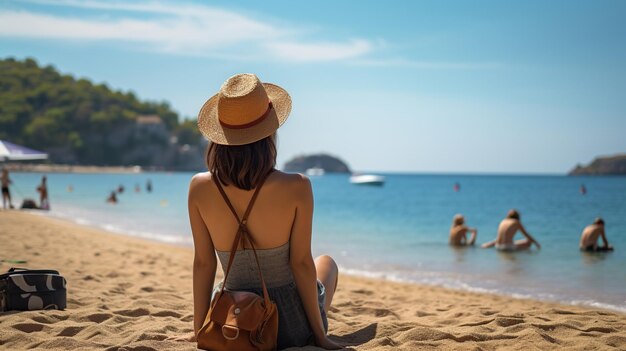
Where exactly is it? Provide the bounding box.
[222,325,239,340]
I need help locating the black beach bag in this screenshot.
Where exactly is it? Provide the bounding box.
[0,268,67,312]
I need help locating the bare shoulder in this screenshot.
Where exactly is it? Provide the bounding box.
[270,171,312,199]
[190,171,212,186]
[189,172,213,198]
[271,171,310,185]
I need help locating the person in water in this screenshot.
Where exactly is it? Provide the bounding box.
[580,218,613,252]
[106,191,118,204]
[36,175,50,210]
[449,214,477,246]
[482,209,541,251]
[183,74,341,349]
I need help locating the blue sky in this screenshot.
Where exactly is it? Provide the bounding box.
[1,0,625,173]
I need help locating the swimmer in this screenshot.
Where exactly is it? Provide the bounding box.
[580,218,613,252]
[106,191,118,204]
[449,214,477,246]
[482,209,541,251]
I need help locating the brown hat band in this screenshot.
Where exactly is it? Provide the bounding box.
[219,102,273,130]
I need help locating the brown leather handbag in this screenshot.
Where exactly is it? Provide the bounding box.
[197,174,278,351]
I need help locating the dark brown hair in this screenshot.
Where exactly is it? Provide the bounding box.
[507,209,520,220]
[206,134,276,190]
[594,217,605,226]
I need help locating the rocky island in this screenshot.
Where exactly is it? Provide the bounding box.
[283,154,351,173]
[569,154,626,175]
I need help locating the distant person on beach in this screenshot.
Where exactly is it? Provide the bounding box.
[580,218,613,252]
[106,191,118,204]
[146,179,152,193]
[36,175,50,210]
[117,185,125,193]
[180,74,341,349]
[1,168,14,209]
[453,182,460,192]
[482,209,541,251]
[580,184,587,195]
[449,214,477,246]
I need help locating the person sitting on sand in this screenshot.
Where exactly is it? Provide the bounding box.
[1,168,14,209]
[449,214,477,246]
[106,191,118,204]
[37,175,50,210]
[580,218,613,252]
[482,209,541,251]
[182,74,341,349]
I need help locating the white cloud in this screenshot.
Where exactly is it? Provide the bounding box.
[350,58,506,70]
[0,0,374,62]
[267,39,373,62]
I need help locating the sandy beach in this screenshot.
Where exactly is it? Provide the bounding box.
[1,211,625,350]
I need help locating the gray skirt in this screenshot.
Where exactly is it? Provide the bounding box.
[212,280,328,350]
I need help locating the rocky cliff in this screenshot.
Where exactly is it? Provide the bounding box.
[569,154,626,175]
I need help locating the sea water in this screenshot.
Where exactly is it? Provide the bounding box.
[7,172,626,312]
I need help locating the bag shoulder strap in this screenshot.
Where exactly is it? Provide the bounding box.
[213,171,273,307]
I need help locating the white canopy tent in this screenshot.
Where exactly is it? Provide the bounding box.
[0,140,48,161]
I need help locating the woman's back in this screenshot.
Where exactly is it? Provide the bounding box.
[190,170,308,251]
[191,170,330,348]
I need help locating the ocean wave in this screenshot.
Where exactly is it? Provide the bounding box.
[42,208,192,247]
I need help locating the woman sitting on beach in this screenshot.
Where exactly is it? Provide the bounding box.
[186,74,341,349]
[481,209,541,251]
[449,214,477,246]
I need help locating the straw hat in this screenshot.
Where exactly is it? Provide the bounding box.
[197,73,292,145]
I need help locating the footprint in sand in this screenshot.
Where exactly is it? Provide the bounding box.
[495,317,525,327]
[57,326,83,337]
[115,307,150,317]
[11,323,46,333]
[87,312,113,323]
[153,310,182,318]
[415,311,435,317]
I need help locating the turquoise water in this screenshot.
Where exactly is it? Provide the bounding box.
[7,172,626,312]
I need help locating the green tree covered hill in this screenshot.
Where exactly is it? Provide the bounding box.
[0,57,204,169]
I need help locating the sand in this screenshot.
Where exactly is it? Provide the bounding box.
[1,211,625,350]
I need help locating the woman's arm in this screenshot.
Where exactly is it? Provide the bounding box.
[288,176,329,344]
[188,175,217,336]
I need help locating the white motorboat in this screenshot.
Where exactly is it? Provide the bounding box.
[305,167,325,176]
[349,174,385,186]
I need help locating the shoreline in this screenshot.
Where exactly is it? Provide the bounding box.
[27,208,626,315]
[4,163,143,174]
[1,211,625,350]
